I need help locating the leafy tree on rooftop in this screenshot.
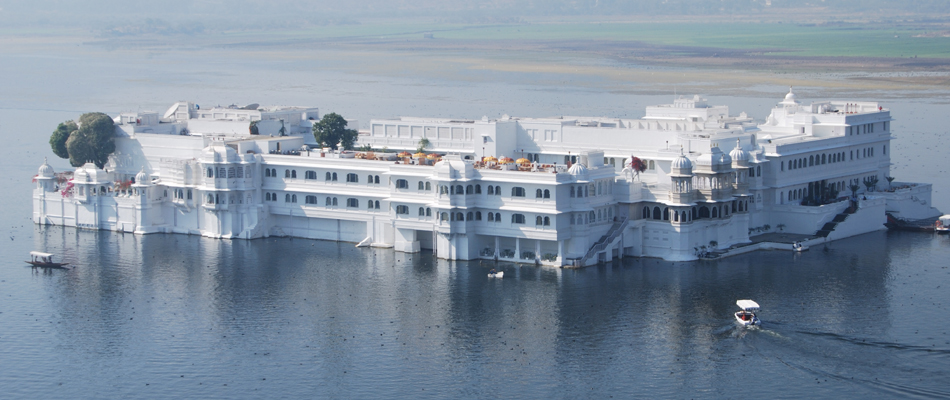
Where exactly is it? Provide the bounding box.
[49,112,116,169]
[312,113,357,151]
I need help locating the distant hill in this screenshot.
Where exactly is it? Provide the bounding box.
[1,0,948,31]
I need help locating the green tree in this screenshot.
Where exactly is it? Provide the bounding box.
[417,137,430,153]
[312,113,357,150]
[50,120,77,159]
[57,112,116,168]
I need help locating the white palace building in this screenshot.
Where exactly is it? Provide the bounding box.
[32,90,940,265]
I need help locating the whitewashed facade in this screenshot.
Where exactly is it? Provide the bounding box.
[32,91,940,265]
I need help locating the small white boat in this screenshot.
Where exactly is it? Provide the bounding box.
[936,215,950,233]
[792,241,808,252]
[26,251,70,269]
[488,271,504,278]
[735,299,761,326]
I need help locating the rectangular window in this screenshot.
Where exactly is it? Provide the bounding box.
[396,179,408,189]
[396,205,409,214]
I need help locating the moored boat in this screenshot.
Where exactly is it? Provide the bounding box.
[735,299,761,326]
[488,270,504,278]
[936,215,950,233]
[26,251,70,269]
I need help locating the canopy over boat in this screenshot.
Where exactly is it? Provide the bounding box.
[30,251,54,258]
[736,300,760,311]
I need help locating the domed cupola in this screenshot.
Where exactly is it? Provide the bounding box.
[38,158,55,178]
[670,151,693,176]
[780,86,800,106]
[134,168,150,186]
[568,162,589,180]
[729,139,750,168]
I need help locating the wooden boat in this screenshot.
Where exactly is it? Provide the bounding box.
[26,251,70,269]
[488,271,504,278]
[735,299,761,326]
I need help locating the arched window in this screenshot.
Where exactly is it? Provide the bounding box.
[475,185,482,194]
[368,175,374,184]
[699,206,710,218]
[543,217,550,226]
[332,198,338,206]
[712,207,719,218]
[367,200,374,209]
[821,154,826,164]
[265,193,271,201]
[456,212,464,221]
[511,214,525,224]
[419,207,425,216]
[418,181,425,190]
[425,182,431,191]
[332,173,338,181]
[285,169,291,178]
[285,194,291,202]
[208,168,214,178]
[652,206,661,220]
[207,194,214,204]
[536,216,543,225]
[326,172,332,181]
[375,200,380,209]
[466,185,474,194]
[291,194,297,203]
[536,189,543,198]
[682,211,687,222]
[455,185,464,194]
[589,211,596,222]
[487,185,494,195]
[663,207,669,221]
[440,212,448,221]
[642,206,649,219]
[475,211,482,220]
[467,212,473,221]
[374,176,380,184]
[426,208,431,217]
[570,187,575,198]
[757,166,761,177]
[488,213,495,222]
[326,196,332,206]
[544,189,550,198]
[495,186,501,195]
[494,212,500,221]
[809,155,814,166]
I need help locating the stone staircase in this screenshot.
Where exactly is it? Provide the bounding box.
[816,209,852,238]
[577,217,630,266]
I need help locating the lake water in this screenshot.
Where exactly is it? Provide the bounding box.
[1,37,949,398]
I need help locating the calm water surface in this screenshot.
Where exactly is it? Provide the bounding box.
[1,39,949,399]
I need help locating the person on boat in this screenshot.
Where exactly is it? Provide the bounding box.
[489,268,496,275]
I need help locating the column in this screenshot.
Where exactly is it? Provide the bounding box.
[515,237,520,260]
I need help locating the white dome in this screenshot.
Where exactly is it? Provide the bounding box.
[135,169,150,185]
[38,158,54,178]
[729,146,750,162]
[568,162,588,176]
[671,154,692,170]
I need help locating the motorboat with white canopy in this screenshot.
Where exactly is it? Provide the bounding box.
[735,299,761,326]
